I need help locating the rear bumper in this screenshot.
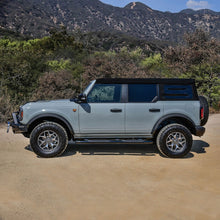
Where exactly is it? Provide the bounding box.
[8,113,28,134]
[195,126,205,137]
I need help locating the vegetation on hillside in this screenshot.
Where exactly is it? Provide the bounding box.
[1,0,219,42]
[0,29,219,122]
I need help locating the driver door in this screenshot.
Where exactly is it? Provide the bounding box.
[78,84,125,135]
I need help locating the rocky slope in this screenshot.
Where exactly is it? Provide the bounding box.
[0,0,219,42]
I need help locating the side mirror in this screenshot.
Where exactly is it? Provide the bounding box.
[78,93,87,103]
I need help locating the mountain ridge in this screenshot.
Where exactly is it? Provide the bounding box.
[0,0,219,42]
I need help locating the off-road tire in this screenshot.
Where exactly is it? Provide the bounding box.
[156,123,192,158]
[199,95,209,126]
[30,122,68,158]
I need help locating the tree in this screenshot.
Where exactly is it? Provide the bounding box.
[164,29,220,109]
[82,48,147,88]
[141,53,168,77]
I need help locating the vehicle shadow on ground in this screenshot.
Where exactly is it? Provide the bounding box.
[24,139,209,158]
[65,143,158,157]
[191,139,209,154]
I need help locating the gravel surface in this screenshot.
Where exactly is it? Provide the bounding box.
[0,114,220,220]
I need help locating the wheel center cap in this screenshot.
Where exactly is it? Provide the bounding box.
[46,137,52,144]
[172,139,179,145]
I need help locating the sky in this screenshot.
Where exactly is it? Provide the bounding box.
[100,0,220,12]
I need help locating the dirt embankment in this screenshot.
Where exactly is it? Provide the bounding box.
[0,115,220,220]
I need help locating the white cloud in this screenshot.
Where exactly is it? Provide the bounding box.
[186,0,210,10]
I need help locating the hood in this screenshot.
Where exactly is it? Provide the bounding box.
[22,99,73,108]
[35,99,71,103]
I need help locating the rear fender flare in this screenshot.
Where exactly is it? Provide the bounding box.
[151,113,196,135]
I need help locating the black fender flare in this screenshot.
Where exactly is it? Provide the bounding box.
[151,113,196,135]
[27,113,74,135]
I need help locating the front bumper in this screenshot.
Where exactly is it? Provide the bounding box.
[7,112,28,134]
[195,126,205,137]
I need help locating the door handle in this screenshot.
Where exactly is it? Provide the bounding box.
[110,109,122,113]
[149,108,160,112]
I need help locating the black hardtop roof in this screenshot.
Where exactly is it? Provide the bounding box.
[96,78,195,84]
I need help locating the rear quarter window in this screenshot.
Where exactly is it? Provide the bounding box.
[128,84,157,102]
[161,84,195,100]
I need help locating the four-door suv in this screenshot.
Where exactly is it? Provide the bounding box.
[8,78,209,158]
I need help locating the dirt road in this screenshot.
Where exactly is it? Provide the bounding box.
[0,115,220,220]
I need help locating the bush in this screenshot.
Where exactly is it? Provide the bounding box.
[0,92,17,123]
[32,70,79,100]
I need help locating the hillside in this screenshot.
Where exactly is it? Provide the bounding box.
[0,0,219,42]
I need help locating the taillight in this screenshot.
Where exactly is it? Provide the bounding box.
[18,107,23,121]
[20,110,23,119]
[200,107,204,120]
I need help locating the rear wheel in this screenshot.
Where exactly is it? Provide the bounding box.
[30,122,68,158]
[156,123,192,158]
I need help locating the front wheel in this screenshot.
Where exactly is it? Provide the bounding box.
[30,122,68,158]
[156,123,192,158]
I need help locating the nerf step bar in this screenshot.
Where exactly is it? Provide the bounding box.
[75,139,153,144]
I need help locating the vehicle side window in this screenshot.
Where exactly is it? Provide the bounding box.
[162,84,194,100]
[87,84,121,103]
[128,84,157,102]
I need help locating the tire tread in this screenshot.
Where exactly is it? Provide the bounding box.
[156,123,192,158]
[30,122,68,158]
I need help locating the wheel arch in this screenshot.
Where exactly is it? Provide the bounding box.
[27,114,74,140]
[152,114,196,137]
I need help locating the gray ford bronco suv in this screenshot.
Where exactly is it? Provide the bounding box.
[8,78,209,158]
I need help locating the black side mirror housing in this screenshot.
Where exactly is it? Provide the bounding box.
[77,93,87,103]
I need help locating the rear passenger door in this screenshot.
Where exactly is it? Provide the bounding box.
[125,84,163,135]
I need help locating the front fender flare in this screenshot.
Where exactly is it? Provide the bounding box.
[27,113,74,135]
